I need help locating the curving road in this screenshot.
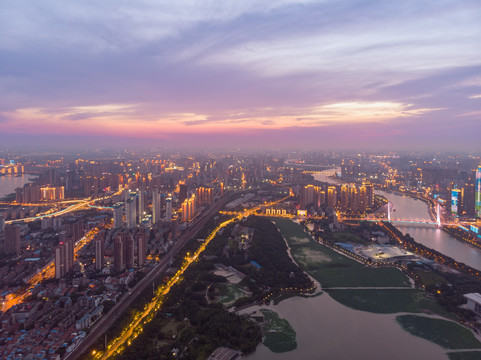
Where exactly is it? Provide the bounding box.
[66,193,238,360]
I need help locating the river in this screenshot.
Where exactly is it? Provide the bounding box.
[312,169,481,271]
[243,169,481,359]
[244,294,448,360]
[0,174,35,199]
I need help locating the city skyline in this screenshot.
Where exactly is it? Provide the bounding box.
[1,0,480,150]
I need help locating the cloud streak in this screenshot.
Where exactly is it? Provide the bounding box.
[0,0,480,150]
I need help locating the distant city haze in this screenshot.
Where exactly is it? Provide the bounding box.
[0,1,480,151]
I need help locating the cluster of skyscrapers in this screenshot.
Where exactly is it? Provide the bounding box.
[112,188,174,230]
[450,166,481,218]
[300,181,374,213]
[112,231,147,272]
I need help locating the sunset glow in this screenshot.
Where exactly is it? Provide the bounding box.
[0,0,480,150]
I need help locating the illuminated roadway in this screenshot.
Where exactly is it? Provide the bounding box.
[4,191,122,225]
[66,194,237,360]
[1,190,123,311]
[68,194,291,360]
[1,225,105,312]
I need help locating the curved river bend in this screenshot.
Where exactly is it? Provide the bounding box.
[244,169,481,359]
[314,170,481,271]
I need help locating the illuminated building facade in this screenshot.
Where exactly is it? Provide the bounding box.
[451,188,462,215]
[181,195,197,222]
[196,187,214,204]
[327,186,337,209]
[41,186,65,201]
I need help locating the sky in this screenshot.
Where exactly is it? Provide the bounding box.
[0,0,480,151]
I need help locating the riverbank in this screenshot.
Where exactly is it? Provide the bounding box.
[0,174,37,199]
[273,218,481,358]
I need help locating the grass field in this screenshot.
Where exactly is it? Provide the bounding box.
[328,289,453,316]
[273,219,411,288]
[411,269,449,286]
[396,315,481,350]
[448,351,481,360]
[260,309,297,353]
[216,283,249,307]
[332,231,370,244]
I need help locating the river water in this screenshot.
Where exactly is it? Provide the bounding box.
[0,175,35,198]
[379,191,481,271]
[312,169,481,271]
[244,169,481,359]
[244,294,448,360]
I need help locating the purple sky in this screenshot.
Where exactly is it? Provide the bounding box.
[0,0,480,151]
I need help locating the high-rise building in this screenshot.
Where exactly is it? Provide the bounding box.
[124,188,130,202]
[41,186,65,200]
[0,213,5,233]
[55,243,66,279]
[318,191,326,207]
[152,188,160,224]
[114,236,124,272]
[113,202,124,228]
[4,225,20,256]
[359,185,367,213]
[65,237,75,273]
[69,221,83,242]
[362,181,374,209]
[181,199,189,222]
[451,188,462,215]
[188,195,196,219]
[301,185,315,208]
[327,186,337,209]
[196,187,214,204]
[165,196,172,221]
[179,182,188,203]
[95,236,104,270]
[476,166,481,217]
[138,187,145,223]
[125,197,137,228]
[349,186,359,212]
[137,232,146,266]
[340,185,349,211]
[181,195,197,222]
[464,183,476,217]
[124,234,135,268]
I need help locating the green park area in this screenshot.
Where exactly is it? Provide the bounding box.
[396,315,481,350]
[448,351,481,360]
[411,269,450,286]
[332,231,370,245]
[215,283,250,307]
[272,219,456,318]
[328,288,451,316]
[260,309,297,353]
[273,219,410,288]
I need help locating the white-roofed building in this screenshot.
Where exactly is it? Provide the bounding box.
[464,293,481,315]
